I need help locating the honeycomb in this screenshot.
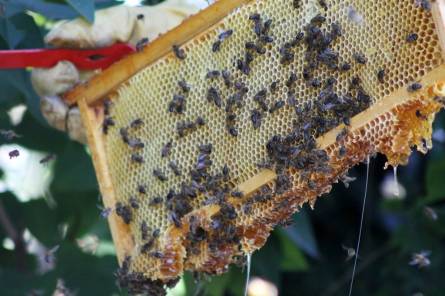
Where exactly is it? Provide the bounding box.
[74,0,445,293]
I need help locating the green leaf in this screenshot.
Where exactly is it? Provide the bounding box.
[66,0,95,23]
[14,111,68,153]
[22,199,60,246]
[283,208,320,259]
[203,272,231,296]
[0,261,56,296]
[51,141,97,193]
[0,19,26,49]
[425,153,445,202]
[277,230,308,272]
[55,243,119,295]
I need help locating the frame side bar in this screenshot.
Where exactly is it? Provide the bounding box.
[78,98,134,263]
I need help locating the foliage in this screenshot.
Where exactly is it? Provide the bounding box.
[0,1,444,295]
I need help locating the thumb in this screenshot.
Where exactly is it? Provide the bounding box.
[31,61,80,97]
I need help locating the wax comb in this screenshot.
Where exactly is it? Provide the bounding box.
[64,0,445,293]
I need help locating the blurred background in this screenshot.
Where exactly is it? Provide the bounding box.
[0,0,445,295]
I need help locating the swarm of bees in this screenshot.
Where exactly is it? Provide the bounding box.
[97,0,439,293]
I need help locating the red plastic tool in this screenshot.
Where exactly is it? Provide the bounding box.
[0,43,135,70]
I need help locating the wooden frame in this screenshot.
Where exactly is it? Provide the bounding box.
[65,0,445,263]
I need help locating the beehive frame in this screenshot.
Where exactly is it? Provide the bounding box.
[66,0,445,280]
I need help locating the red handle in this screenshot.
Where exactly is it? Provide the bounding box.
[0,43,135,70]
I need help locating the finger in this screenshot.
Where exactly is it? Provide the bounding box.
[40,96,68,132]
[128,2,200,47]
[31,61,80,97]
[66,108,87,144]
[45,6,135,49]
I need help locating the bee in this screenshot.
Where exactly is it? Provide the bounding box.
[416,0,431,11]
[98,205,112,218]
[169,160,181,176]
[231,191,244,198]
[290,31,304,47]
[212,40,221,52]
[249,13,261,21]
[331,22,342,38]
[128,138,144,149]
[416,110,428,120]
[149,196,163,206]
[221,70,232,87]
[153,169,167,182]
[342,245,356,262]
[218,29,233,41]
[408,82,422,92]
[228,126,238,137]
[177,120,197,137]
[350,76,361,88]
[103,98,112,115]
[131,153,144,163]
[150,251,164,259]
[8,149,19,159]
[353,52,367,64]
[137,184,146,194]
[377,69,385,83]
[245,51,254,64]
[130,118,143,129]
[255,45,266,55]
[286,73,298,88]
[236,59,251,75]
[178,79,190,93]
[199,144,212,154]
[140,221,148,240]
[338,146,347,157]
[222,164,230,175]
[0,130,21,141]
[129,196,139,209]
[302,67,312,80]
[310,78,322,88]
[172,44,186,60]
[168,94,186,114]
[318,0,328,10]
[161,141,172,158]
[340,62,351,71]
[406,32,419,43]
[206,70,220,79]
[136,37,149,52]
[39,153,56,164]
[260,35,274,43]
[170,212,182,228]
[119,127,129,143]
[136,14,144,20]
[115,202,132,224]
[335,127,348,141]
[207,87,222,108]
[270,80,280,93]
[279,46,294,65]
[195,116,206,126]
[269,100,285,113]
[311,14,326,25]
[141,239,154,253]
[102,117,115,134]
[43,245,60,264]
[423,206,438,221]
[152,228,160,238]
[343,117,351,126]
[251,109,263,129]
[409,251,431,268]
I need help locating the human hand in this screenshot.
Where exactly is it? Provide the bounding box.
[31,0,200,143]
